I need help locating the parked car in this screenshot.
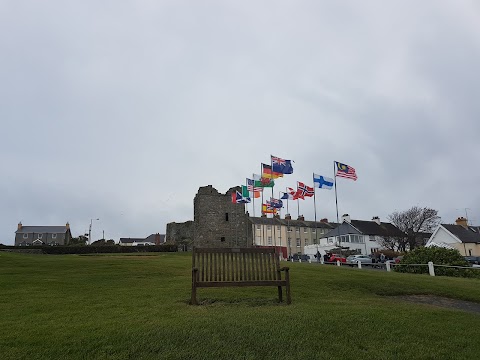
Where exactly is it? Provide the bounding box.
[346,255,373,265]
[394,256,404,264]
[328,254,346,263]
[464,256,480,267]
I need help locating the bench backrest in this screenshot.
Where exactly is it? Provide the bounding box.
[192,247,280,282]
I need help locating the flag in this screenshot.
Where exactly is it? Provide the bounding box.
[281,192,293,200]
[262,204,277,214]
[269,197,283,208]
[313,174,334,189]
[297,182,315,198]
[241,185,250,198]
[252,174,274,187]
[271,155,294,174]
[288,187,304,200]
[246,179,262,198]
[231,190,251,204]
[262,164,283,179]
[335,162,358,181]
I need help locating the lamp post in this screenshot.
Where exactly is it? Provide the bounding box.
[88,218,99,245]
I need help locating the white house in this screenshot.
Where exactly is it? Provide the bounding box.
[318,214,405,255]
[119,233,165,246]
[426,217,480,256]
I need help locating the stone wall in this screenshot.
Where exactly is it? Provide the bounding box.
[194,185,251,248]
[165,220,194,250]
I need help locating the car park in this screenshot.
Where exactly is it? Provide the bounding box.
[464,256,480,267]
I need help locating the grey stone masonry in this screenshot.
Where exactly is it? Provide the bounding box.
[193,185,251,248]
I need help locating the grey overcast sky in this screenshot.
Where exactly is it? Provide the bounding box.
[1,0,480,244]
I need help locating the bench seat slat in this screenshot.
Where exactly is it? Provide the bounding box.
[196,280,287,288]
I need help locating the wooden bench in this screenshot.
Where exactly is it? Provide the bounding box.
[190,247,291,305]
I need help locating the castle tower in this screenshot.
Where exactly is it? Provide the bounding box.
[193,185,251,248]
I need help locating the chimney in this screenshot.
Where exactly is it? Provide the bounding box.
[285,214,292,220]
[274,214,280,219]
[261,214,267,218]
[372,216,380,225]
[66,222,70,230]
[455,217,468,228]
[297,215,305,221]
[342,214,351,223]
[320,218,328,223]
[18,222,22,231]
[155,233,160,245]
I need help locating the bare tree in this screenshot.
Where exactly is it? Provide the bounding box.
[379,236,408,252]
[387,206,441,251]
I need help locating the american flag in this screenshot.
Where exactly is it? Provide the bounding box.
[246,178,263,192]
[335,162,358,181]
[297,182,315,197]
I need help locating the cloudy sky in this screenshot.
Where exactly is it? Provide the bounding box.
[1,0,479,244]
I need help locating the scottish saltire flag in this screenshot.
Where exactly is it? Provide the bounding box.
[297,182,315,198]
[271,155,294,174]
[231,190,251,204]
[335,162,358,181]
[269,198,283,208]
[313,174,334,189]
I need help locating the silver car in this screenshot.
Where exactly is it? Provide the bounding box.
[346,255,373,265]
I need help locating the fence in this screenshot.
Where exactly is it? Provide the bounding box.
[290,258,480,276]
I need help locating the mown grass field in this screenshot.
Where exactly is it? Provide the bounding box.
[1,251,479,360]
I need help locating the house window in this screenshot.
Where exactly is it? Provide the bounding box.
[52,234,57,239]
[312,228,316,233]
[37,234,43,239]
[303,227,308,233]
[225,213,229,221]
[267,225,271,230]
[268,237,272,245]
[256,225,261,230]
[277,225,281,230]
[23,233,28,239]
[369,235,375,241]
[305,239,309,245]
[287,227,292,232]
[295,228,299,233]
[341,235,348,243]
[296,238,301,247]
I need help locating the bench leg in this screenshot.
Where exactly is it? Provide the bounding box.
[190,269,198,305]
[285,270,291,305]
[278,286,283,303]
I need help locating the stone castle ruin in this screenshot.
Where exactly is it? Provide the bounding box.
[166,185,252,249]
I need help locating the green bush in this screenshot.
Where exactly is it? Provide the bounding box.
[395,247,479,278]
[2,244,178,254]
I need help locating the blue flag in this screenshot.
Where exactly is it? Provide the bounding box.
[271,156,294,174]
[313,174,334,190]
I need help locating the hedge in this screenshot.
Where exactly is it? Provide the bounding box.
[0,244,178,255]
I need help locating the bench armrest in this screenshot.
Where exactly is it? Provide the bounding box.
[192,268,199,272]
[280,267,290,272]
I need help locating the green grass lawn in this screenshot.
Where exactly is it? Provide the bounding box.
[1,252,479,360]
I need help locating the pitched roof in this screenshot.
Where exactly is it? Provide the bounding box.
[16,226,68,234]
[119,234,166,244]
[442,224,480,243]
[349,220,405,237]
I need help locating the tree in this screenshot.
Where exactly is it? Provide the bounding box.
[387,206,440,251]
[69,235,88,246]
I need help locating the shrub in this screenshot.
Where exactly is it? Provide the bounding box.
[395,247,479,278]
[2,244,178,255]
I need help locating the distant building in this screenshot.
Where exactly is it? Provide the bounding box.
[119,233,165,246]
[426,217,480,256]
[15,222,72,246]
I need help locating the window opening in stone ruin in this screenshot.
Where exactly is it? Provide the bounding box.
[225,213,229,221]
[220,237,225,242]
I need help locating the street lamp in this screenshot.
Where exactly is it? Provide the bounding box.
[88,218,100,245]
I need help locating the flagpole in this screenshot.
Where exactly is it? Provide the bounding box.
[296,182,300,219]
[285,187,289,215]
[271,156,276,251]
[334,161,340,247]
[313,173,318,245]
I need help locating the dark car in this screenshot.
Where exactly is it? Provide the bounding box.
[464,256,480,266]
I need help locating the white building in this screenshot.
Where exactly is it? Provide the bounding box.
[426,217,480,256]
[319,214,405,255]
